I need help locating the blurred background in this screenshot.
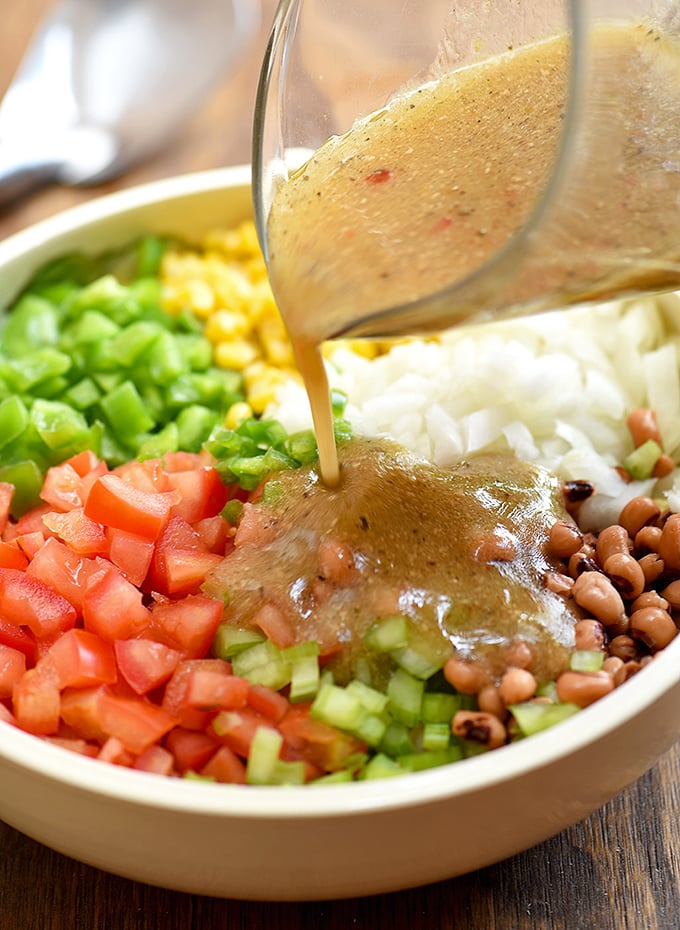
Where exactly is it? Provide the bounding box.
[0,0,272,237]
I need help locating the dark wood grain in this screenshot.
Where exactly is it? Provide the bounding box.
[1,3,680,928]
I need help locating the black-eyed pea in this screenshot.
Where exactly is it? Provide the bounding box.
[574,619,606,651]
[629,606,678,651]
[568,550,599,580]
[555,670,614,707]
[444,657,484,695]
[572,571,626,626]
[609,634,639,661]
[637,553,664,586]
[658,513,680,573]
[477,684,507,720]
[602,552,645,600]
[627,408,662,447]
[630,590,669,612]
[545,571,574,597]
[451,710,507,750]
[548,520,583,559]
[504,640,534,670]
[603,656,625,676]
[652,454,675,479]
[634,524,663,554]
[498,667,537,706]
[614,660,644,686]
[618,496,662,538]
[661,579,680,610]
[596,524,631,567]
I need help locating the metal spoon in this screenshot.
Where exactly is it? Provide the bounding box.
[0,0,259,207]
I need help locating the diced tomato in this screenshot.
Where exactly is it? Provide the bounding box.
[279,743,325,783]
[167,467,229,523]
[43,629,117,689]
[199,744,246,783]
[14,531,46,560]
[133,744,175,775]
[192,515,232,554]
[212,708,274,758]
[0,644,26,699]
[9,503,55,538]
[95,692,177,754]
[160,549,223,596]
[279,705,366,772]
[0,540,28,570]
[146,514,206,593]
[98,736,135,767]
[184,670,249,711]
[164,727,219,773]
[106,527,155,586]
[60,685,109,741]
[13,665,61,735]
[82,566,151,641]
[42,508,108,556]
[40,462,87,511]
[26,537,90,610]
[44,736,99,758]
[0,567,77,638]
[162,658,232,715]
[114,639,182,695]
[149,595,223,658]
[246,684,290,723]
[0,482,14,534]
[84,473,179,540]
[0,620,37,665]
[252,601,296,648]
[113,458,172,493]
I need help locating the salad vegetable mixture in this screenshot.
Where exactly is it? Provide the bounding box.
[0,223,676,785]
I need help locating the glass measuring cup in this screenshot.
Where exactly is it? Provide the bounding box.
[252,0,680,342]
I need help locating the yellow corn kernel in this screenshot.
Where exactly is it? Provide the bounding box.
[245,365,296,415]
[214,339,260,371]
[225,401,254,430]
[204,309,250,342]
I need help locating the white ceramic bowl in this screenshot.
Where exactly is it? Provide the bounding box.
[1,166,680,902]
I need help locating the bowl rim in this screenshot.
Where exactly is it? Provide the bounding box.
[0,166,679,821]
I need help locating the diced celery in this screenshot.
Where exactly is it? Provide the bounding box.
[364,615,410,653]
[421,722,451,752]
[281,642,321,662]
[289,654,321,703]
[380,721,414,757]
[536,680,559,702]
[246,727,306,786]
[623,439,662,480]
[353,713,388,747]
[399,745,464,772]
[212,625,266,660]
[569,650,605,673]
[509,701,581,738]
[421,692,460,724]
[391,644,443,680]
[311,682,366,731]
[387,668,424,727]
[330,388,348,416]
[232,640,291,690]
[345,679,390,715]
[359,753,404,780]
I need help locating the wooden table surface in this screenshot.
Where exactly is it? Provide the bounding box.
[2,2,680,928]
